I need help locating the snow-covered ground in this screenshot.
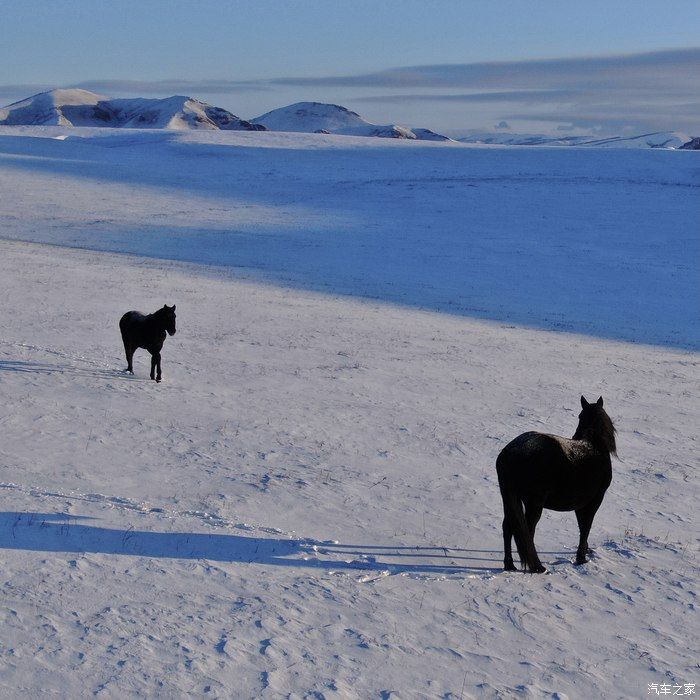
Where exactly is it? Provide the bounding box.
[0,128,697,698]
[0,127,697,349]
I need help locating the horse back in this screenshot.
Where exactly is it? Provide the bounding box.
[497,432,563,475]
[119,310,157,348]
[120,311,145,334]
[497,431,611,506]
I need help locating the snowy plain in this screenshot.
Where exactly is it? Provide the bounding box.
[0,127,698,698]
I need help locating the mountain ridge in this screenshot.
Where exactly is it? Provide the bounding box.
[0,89,265,131]
[1,89,696,148]
[0,91,452,141]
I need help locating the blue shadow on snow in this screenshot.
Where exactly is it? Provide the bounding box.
[0,132,697,350]
[0,511,512,575]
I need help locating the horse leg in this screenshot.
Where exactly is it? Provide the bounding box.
[525,500,544,540]
[574,492,605,565]
[150,352,156,380]
[522,499,546,573]
[499,486,546,573]
[123,338,135,374]
[154,352,162,382]
[502,516,516,571]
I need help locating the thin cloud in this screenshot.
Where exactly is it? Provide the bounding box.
[270,48,700,92]
[354,90,580,104]
[0,79,268,106]
[74,79,270,95]
[337,49,699,135]
[1,48,697,135]
[0,84,55,100]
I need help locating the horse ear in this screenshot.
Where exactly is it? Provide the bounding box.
[596,396,604,406]
[163,304,167,309]
[172,305,176,311]
[581,395,589,408]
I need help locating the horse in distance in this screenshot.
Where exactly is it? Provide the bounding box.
[496,396,617,573]
[119,304,176,383]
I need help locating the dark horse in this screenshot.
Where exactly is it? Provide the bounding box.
[119,305,176,382]
[497,396,616,573]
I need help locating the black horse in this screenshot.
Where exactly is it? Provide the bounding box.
[119,305,176,382]
[497,396,616,573]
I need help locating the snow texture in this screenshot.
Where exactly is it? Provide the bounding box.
[0,126,697,698]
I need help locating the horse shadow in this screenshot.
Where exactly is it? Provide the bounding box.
[0,511,516,576]
[0,359,135,381]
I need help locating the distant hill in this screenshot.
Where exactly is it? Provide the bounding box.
[3,90,694,148]
[252,102,452,141]
[0,89,265,131]
[457,130,696,149]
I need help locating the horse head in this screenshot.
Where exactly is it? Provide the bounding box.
[161,304,177,336]
[573,395,617,456]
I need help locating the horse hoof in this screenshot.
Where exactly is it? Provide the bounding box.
[504,563,517,572]
[531,564,547,574]
[156,378,161,383]
[574,558,588,566]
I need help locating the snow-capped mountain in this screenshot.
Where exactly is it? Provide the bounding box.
[0,89,266,131]
[4,91,692,148]
[253,102,367,133]
[0,89,107,127]
[253,102,452,141]
[458,130,694,149]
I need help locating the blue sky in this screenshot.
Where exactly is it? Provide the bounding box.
[1,0,699,135]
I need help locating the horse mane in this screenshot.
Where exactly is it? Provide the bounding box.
[573,409,617,456]
[150,306,173,323]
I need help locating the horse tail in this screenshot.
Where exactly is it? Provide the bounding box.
[500,485,540,572]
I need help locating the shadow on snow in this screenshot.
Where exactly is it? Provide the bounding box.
[0,511,513,576]
[0,133,697,350]
[0,359,129,380]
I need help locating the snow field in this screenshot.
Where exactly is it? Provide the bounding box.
[0,237,697,698]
